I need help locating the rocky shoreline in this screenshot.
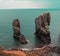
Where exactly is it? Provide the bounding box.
[0,45,60,56]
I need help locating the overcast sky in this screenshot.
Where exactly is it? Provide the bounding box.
[0,0,60,9]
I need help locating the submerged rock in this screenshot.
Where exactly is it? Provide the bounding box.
[12,19,27,44]
[34,13,51,44]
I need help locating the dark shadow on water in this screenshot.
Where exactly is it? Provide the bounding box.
[13,34,51,48]
[35,36,44,48]
[13,38,21,48]
[58,34,60,46]
[35,34,51,48]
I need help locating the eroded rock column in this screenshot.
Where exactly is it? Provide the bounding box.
[12,19,27,44]
[34,13,51,44]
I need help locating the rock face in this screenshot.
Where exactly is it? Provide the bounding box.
[24,45,60,56]
[0,47,26,56]
[12,19,27,44]
[0,46,60,56]
[34,13,51,44]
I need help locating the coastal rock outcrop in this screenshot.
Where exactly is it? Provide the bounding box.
[0,47,26,56]
[12,19,27,44]
[34,12,51,44]
[0,45,60,56]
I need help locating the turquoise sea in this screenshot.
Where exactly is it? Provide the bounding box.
[0,9,60,49]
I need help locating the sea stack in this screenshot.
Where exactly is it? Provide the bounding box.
[34,12,51,44]
[12,19,27,44]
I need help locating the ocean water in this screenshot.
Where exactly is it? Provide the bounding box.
[0,9,60,49]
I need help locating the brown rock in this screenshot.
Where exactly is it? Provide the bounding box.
[4,50,26,56]
[12,19,27,44]
[13,19,21,36]
[43,12,50,26]
[34,13,51,44]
